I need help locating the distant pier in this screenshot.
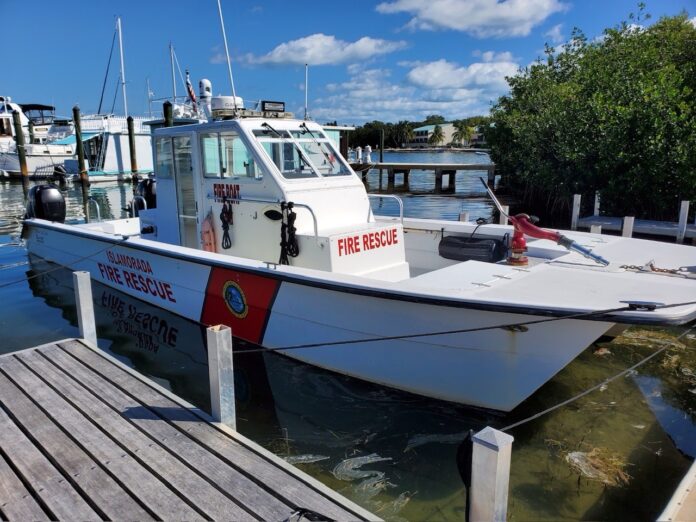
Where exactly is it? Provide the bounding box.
[352,161,496,192]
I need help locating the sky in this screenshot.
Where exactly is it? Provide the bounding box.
[3,0,694,124]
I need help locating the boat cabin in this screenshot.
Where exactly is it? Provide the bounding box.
[138,105,409,281]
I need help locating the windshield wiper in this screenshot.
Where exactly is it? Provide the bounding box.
[261,122,284,138]
[300,122,335,166]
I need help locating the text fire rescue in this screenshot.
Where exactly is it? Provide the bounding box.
[97,250,176,303]
[337,228,399,256]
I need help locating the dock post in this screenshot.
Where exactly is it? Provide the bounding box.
[487,164,496,187]
[127,116,138,182]
[676,201,689,244]
[72,106,88,187]
[622,216,635,238]
[593,191,600,216]
[163,101,173,128]
[469,426,514,522]
[459,211,470,222]
[207,324,236,429]
[590,224,602,234]
[11,111,28,179]
[435,169,443,193]
[73,271,97,346]
[499,206,509,225]
[571,194,581,230]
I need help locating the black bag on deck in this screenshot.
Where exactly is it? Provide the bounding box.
[438,236,507,263]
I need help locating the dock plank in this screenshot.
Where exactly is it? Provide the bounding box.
[0,451,49,522]
[43,345,294,521]
[64,339,373,521]
[0,363,151,521]
[0,376,98,520]
[0,355,204,521]
[15,350,254,522]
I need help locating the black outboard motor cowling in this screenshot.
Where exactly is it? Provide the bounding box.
[136,178,156,210]
[25,184,66,223]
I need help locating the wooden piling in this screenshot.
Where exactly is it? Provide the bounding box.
[11,111,28,178]
[73,271,97,346]
[207,324,236,429]
[163,101,173,128]
[127,116,138,181]
[571,194,581,230]
[622,216,635,237]
[593,191,601,216]
[470,426,514,522]
[72,106,88,187]
[676,201,689,244]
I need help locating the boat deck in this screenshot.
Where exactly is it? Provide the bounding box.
[659,459,696,522]
[0,338,378,521]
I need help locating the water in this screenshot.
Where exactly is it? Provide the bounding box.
[1,164,694,520]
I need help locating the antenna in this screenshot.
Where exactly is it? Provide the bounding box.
[116,17,128,117]
[169,42,177,103]
[304,63,309,120]
[146,78,153,118]
[216,0,238,109]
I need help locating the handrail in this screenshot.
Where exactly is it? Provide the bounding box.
[367,194,404,224]
[131,195,147,218]
[87,198,101,222]
[206,195,319,238]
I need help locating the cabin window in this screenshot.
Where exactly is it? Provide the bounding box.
[0,118,12,137]
[155,137,173,179]
[253,130,318,179]
[174,136,195,216]
[201,133,222,178]
[219,132,262,180]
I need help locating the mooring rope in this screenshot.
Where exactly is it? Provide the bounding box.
[499,325,694,432]
[235,300,696,355]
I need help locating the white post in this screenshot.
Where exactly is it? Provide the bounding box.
[459,211,470,222]
[73,271,97,346]
[593,191,600,216]
[590,224,602,234]
[470,426,514,522]
[676,201,689,244]
[499,206,509,225]
[571,194,581,230]
[622,216,635,238]
[207,324,236,429]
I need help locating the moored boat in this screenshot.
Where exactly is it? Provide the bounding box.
[22,95,696,411]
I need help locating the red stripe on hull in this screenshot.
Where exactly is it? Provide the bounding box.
[200,268,280,344]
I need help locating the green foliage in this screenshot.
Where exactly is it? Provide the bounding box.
[485,12,696,221]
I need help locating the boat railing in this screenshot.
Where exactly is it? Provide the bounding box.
[206,195,319,238]
[367,194,404,223]
[87,198,101,222]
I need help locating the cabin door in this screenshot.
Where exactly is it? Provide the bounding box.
[172,135,199,248]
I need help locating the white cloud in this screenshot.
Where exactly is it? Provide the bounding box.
[544,24,564,44]
[311,54,518,123]
[690,17,696,28]
[244,33,407,66]
[407,55,518,90]
[376,0,569,38]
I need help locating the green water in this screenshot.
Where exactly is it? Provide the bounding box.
[1,177,694,521]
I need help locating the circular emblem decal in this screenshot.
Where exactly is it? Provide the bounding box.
[222,281,248,319]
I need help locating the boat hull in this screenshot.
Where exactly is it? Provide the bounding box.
[24,222,613,411]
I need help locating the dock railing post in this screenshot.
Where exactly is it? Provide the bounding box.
[499,206,509,225]
[622,216,635,238]
[571,194,581,230]
[676,201,689,244]
[459,211,469,222]
[207,324,236,429]
[73,271,97,346]
[593,191,600,216]
[590,224,602,234]
[470,426,514,522]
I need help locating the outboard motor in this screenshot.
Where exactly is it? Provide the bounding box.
[131,178,156,217]
[25,184,66,223]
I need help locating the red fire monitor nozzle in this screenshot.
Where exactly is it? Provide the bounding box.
[479,178,609,266]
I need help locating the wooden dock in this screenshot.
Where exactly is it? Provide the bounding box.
[0,338,379,521]
[352,161,495,192]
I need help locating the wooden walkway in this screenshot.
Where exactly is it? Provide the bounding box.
[0,339,379,521]
[578,215,696,240]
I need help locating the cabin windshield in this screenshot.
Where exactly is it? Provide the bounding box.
[289,129,351,176]
[253,129,318,179]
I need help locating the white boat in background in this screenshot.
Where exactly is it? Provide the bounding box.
[21,90,696,411]
[0,97,76,178]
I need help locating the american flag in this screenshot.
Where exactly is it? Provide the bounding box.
[185,69,198,111]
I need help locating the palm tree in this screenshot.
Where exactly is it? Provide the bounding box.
[428,124,444,146]
[452,122,475,146]
[394,121,415,147]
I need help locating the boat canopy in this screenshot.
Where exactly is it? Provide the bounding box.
[52,132,100,145]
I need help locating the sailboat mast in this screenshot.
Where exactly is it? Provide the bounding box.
[304,63,308,120]
[117,17,128,117]
[169,43,177,103]
[216,0,237,109]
